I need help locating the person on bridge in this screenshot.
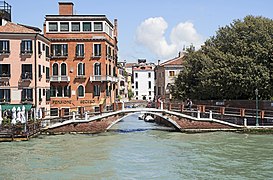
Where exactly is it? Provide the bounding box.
[186,99,192,110]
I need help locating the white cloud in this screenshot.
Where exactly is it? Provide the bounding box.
[135,17,204,59]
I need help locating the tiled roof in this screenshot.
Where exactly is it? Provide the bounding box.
[160,54,184,66]
[0,22,39,33]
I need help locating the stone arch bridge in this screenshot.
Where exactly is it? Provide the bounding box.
[42,107,244,135]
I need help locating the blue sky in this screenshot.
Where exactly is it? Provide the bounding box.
[7,0,273,63]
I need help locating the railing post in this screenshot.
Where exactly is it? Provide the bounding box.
[240,108,245,117]
[168,103,171,111]
[99,104,103,113]
[220,107,225,115]
[72,112,76,121]
[197,110,200,119]
[113,103,116,111]
[84,112,88,121]
[160,101,163,110]
[244,118,247,127]
[122,101,125,110]
[180,104,184,112]
[209,110,212,119]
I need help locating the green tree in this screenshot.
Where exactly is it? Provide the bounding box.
[173,15,273,100]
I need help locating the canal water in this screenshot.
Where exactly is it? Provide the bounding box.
[1,113,273,180]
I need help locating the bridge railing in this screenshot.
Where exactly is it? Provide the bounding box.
[165,102,273,126]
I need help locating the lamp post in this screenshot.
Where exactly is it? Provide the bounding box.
[255,89,259,126]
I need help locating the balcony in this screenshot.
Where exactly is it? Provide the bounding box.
[0,73,10,80]
[50,75,70,82]
[51,53,68,59]
[21,72,33,81]
[21,98,33,103]
[0,50,10,56]
[20,50,33,56]
[90,75,119,83]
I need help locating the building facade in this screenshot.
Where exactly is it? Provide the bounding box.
[44,2,118,116]
[132,60,155,101]
[0,1,50,116]
[155,52,184,102]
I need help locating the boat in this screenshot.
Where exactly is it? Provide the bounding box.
[138,113,145,120]
[144,115,154,122]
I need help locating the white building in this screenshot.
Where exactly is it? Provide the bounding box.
[133,62,155,101]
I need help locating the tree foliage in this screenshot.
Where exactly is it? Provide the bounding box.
[173,16,273,100]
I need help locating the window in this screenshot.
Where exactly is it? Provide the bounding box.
[135,91,138,96]
[60,22,69,31]
[22,88,33,101]
[0,89,10,102]
[108,64,111,75]
[61,63,67,76]
[94,85,100,96]
[148,81,151,89]
[49,22,58,32]
[38,41,41,55]
[135,81,138,89]
[46,46,50,58]
[43,66,45,73]
[46,89,50,101]
[149,91,151,96]
[21,64,32,80]
[106,85,110,96]
[46,67,50,80]
[39,89,42,101]
[78,85,84,97]
[51,44,68,57]
[64,86,71,97]
[135,73,138,78]
[50,108,58,116]
[43,89,46,96]
[52,63,58,76]
[38,65,42,78]
[94,63,101,75]
[93,44,101,57]
[50,86,56,97]
[77,63,85,76]
[57,86,63,97]
[148,72,151,78]
[76,44,84,57]
[21,40,32,54]
[42,43,45,51]
[169,71,175,77]
[0,64,10,77]
[0,40,10,53]
[94,22,103,31]
[72,22,80,31]
[83,22,91,31]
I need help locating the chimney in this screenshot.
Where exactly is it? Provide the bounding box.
[114,19,118,38]
[59,2,74,15]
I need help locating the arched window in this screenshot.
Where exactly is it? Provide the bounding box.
[94,63,101,75]
[61,63,67,76]
[53,63,58,76]
[78,85,84,97]
[77,63,85,76]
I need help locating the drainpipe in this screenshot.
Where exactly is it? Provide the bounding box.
[34,33,38,120]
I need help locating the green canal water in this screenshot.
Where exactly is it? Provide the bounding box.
[1,114,273,180]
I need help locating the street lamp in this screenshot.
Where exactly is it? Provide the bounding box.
[255,89,259,126]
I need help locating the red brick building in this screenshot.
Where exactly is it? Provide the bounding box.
[44,2,118,116]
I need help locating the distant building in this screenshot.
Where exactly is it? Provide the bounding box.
[44,2,118,116]
[0,1,50,116]
[155,52,184,101]
[132,60,155,101]
[117,63,128,101]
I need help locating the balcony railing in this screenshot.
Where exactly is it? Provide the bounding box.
[21,98,33,103]
[51,53,68,59]
[20,50,33,55]
[21,72,32,81]
[0,73,10,79]
[0,50,10,55]
[90,75,119,83]
[50,75,70,82]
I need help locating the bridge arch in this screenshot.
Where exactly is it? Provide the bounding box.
[106,111,182,131]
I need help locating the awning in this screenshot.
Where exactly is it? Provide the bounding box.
[0,104,33,111]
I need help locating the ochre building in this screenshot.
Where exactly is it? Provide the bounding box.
[44,2,118,116]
